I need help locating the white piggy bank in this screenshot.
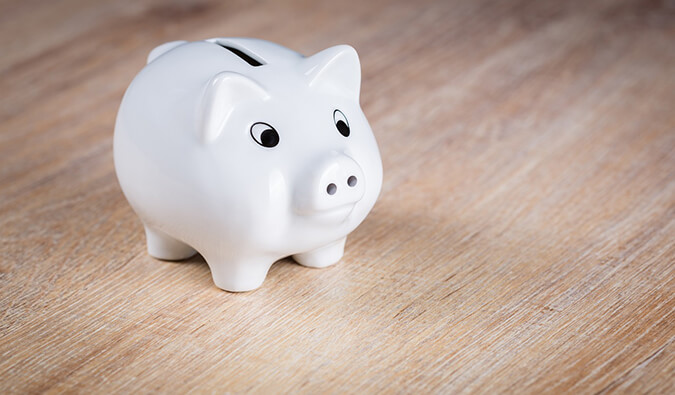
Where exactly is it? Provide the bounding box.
[114,38,382,292]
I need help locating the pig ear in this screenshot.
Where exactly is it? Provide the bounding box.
[199,71,269,144]
[302,45,361,100]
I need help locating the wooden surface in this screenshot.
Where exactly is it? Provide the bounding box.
[1,0,674,393]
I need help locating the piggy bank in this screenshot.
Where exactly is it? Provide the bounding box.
[113,38,382,292]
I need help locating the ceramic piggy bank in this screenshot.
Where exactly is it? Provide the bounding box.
[114,38,382,292]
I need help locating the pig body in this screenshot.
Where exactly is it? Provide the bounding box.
[114,38,382,291]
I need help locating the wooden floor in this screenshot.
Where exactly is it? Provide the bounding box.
[1,0,673,393]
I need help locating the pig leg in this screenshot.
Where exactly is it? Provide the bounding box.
[205,256,275,292]
[144,225,196,261]
[292,237,346,268]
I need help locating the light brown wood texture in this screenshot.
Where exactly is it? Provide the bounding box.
[1,0,673,393]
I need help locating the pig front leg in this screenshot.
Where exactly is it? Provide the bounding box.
[292,237,346,268]
[144,225,197,260]
[204,255,275,292]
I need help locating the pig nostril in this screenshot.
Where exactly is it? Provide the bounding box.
[327,183,337,195]
[347,176,357,187]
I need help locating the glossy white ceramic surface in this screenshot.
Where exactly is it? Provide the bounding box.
[114,38,382,292]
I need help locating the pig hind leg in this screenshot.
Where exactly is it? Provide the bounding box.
[144,225,197,261]
[293,237,346,268]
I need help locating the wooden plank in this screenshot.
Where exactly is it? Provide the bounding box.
[0,0,673,393]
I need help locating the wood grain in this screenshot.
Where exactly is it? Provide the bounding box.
[1,0,673,393]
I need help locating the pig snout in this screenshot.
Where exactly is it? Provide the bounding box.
[293,152,366,216]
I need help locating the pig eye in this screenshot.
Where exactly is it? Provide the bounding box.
[250,122,279,148]
[333,109,350,137]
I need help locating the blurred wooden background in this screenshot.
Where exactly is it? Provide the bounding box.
[1,0,673,393]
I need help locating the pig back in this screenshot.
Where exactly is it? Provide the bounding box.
[113,42,251,244]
